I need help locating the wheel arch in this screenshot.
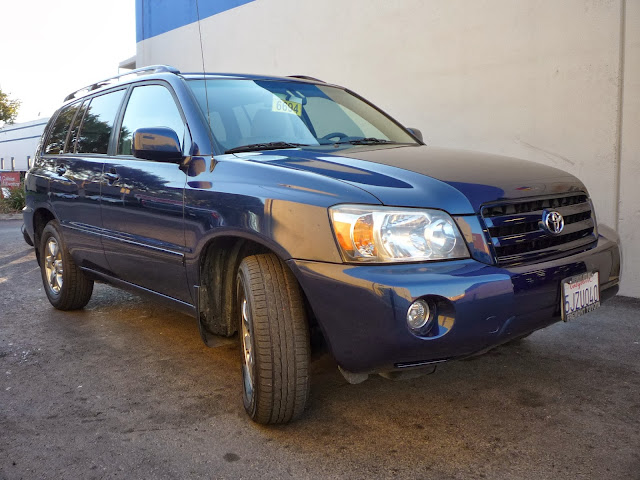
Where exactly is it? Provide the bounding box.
[32,207,57,265]
[195,233,323,350]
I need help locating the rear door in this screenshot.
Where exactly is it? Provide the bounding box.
[47,89,126,270]
[100,82,191,303]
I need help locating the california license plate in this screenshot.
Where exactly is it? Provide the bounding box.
[561,271,600,321]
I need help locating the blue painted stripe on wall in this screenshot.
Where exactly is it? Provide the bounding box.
[136,0,256,42]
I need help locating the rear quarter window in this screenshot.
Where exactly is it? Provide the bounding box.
[44,103,81,154]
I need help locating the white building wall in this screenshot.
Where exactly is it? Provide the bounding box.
[0,118,48,171]
[137,0,638,297]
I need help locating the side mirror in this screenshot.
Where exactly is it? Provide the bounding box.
[406,127,424,143]
[132,127,184,162]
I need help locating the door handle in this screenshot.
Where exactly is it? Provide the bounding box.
[104,172,120,184]
[55,165,67,176]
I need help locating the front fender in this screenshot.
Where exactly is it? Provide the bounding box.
[183,156,382,265]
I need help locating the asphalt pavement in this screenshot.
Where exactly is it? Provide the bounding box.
[1,218,639,479]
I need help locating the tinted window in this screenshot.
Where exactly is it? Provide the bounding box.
[66,100,88,153]
[44,103,80,154]
[76,89,125,154]
[118,85,185,156]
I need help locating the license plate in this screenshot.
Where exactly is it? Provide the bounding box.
[561,271,600,321]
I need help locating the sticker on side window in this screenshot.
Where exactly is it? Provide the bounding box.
[272,96,302,116]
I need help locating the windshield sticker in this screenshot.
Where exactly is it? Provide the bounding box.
[272,97,302,116]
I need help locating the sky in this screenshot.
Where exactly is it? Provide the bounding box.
[0,0,136,123]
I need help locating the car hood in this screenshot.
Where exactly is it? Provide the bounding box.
[233,144,587,214]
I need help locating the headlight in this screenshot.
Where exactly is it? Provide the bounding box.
[329,205,470,263]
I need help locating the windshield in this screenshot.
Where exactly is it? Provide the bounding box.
[187,78,418,153]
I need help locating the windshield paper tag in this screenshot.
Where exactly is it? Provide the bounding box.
[272,97,302,116]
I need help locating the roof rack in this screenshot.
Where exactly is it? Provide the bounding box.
[64,65,180,102]
[287,75,325,83]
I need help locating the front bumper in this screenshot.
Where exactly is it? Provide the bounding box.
[288,225,621,373]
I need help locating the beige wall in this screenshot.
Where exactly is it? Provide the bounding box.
[138,0,639,297]
[619,0,639,297]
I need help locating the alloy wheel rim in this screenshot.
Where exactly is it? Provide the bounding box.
[44,237,63,294]
[240,292,255,405]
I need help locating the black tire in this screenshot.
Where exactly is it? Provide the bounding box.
[39,221,94,310]
[236,253,310,424]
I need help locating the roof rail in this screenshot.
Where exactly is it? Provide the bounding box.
[64,65,181,102]
[287,75,325,83]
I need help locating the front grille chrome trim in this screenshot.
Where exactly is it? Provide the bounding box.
[481,193,597,266]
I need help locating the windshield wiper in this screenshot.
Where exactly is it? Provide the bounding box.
[225,141,310,154]
[336,137,395,146]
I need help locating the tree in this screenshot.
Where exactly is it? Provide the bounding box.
[0,88,21,126]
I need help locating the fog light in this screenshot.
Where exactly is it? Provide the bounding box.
[407,299,431,330]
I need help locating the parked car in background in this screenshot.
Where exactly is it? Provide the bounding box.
[23,65,621,424]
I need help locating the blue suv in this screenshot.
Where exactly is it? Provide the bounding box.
[23,65,621,424]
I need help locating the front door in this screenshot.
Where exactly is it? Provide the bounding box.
[100,83,191,303]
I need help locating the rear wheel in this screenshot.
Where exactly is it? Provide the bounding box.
[40,221,94,310]
[236,253,310,424]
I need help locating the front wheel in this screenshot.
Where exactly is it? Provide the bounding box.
[236,253,310,424]
[40,221,94,310]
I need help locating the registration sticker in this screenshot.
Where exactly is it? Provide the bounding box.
[561,271,600,321]
[272,97,302,116]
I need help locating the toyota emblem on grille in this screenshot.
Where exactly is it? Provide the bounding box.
[543,210,564,234]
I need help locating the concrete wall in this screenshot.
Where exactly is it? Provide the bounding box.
[137,0,638,297]
[0,119,48,172]
[618,0,639,297]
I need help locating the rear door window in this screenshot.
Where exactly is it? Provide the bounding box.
[76,89,126,155]
[117,84,186,156]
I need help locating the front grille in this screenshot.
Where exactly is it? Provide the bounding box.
[481,193,597,265]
